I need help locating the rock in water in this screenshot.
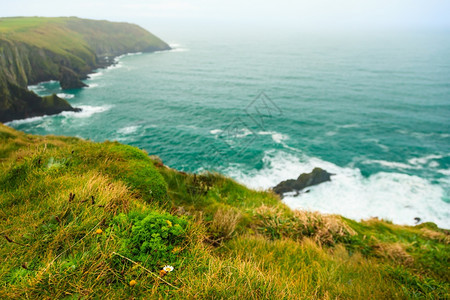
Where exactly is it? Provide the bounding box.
[273,168,334,196]
[59,67,88,90]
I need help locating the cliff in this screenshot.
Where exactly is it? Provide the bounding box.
[0,17,170,122]
[0,124,448,299]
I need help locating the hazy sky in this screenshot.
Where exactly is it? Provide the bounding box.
[2,0,449,36]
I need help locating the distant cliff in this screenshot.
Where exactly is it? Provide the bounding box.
[0,17,170,122]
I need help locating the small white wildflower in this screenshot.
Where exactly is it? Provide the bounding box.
[163,265,174,272]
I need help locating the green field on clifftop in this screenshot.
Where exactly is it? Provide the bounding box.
[0,124,448,299]
[0,17,169,58]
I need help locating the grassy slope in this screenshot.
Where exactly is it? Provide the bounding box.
[0,17,169,64]
[0,124,448,299]
[0,17,97,83]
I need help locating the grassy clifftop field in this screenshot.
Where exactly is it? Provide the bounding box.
[0,123,448,299]
[0,17,170,122]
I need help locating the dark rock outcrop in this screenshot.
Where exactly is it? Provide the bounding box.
[273,168,334,196]
[0,81,80,123]
[59,67,88,90]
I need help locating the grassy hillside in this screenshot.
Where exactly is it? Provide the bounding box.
[0,123,448,299]
[0,17,170,64]
[0,17,170,123]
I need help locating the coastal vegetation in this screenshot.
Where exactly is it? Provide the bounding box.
[0,123,448,299]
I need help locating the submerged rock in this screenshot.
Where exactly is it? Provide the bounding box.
[273,168,334,196]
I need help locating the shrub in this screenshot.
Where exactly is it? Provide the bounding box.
[112,211,188,269]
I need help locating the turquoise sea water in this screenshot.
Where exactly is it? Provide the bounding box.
[8,31,450,228]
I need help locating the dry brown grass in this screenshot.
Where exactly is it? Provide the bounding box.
[293,209,356,244]
[420,228,450,244]
[207,207,242,245]
[254,204,355,245]
[372,241,413,264]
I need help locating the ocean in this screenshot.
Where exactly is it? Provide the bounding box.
[7,30,450,228]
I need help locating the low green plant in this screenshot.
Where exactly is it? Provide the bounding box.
[112,211,188,269]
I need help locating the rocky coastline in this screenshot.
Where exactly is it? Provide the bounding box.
[0,17,171,123]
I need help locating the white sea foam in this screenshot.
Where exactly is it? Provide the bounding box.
[155,43,189,53]
[114,52,143,62]
[117,125,140,135]
[429,161,440,168]
[56,93,75,99]
[126,52,142,56]
[5,105,111,125]
[223,150,450,228]
[235,128,253,138]
[61,105,112,118]
[396,130,450,139]
[88,71,103,79]
[87,83,99,88]
[28,84,45,93]
[258,131,289,144]
[106,62,123,70]
[169,48,189,53]
[5,115,47,125]
[364,159,418,170]
[210,129,223,135]
[211,128,253,138]
[437,169,450,176]
[408,154,444,166]
[339,124,360,128]
[114,52,142,63]
[364,154,447,171]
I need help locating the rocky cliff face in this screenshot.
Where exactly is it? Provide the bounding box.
[0,79,80,122]
[0,17,171,123]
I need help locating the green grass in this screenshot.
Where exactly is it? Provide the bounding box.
[0,17,169,58]
[0,123,448,299]
[0,17,95,67]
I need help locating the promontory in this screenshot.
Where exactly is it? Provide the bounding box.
[0,17,170,123]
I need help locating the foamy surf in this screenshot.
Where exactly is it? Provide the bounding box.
[5,115,49,125]
[113,52,143,63]
[258,131,289,144]
[61,105,112,118]
[88,71,103,79]
[28,85,46,93]
[106,62,123,70]
[364,153,448,170]
[210,128,254,139]
[155,43,189,53]
[4,105,111,125]
[117,125,140,135]
[210,129,223,135]
[223,150,450,228]
[56,93,75,99]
